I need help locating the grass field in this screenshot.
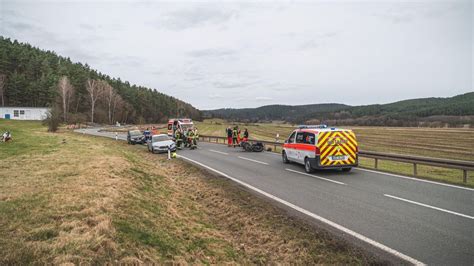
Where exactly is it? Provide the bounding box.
[0,120,375,264]
[196,119,474,186]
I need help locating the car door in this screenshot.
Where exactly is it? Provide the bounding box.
[295,132,306,164]
[296,132,316,164]
[285,131,297,160]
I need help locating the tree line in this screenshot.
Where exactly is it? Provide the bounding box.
[205,93,474,127]
[0,37,201,124]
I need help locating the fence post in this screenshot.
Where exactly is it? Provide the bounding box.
[375,158,378,169]
[413,163,417,176]
[463,170,467,183]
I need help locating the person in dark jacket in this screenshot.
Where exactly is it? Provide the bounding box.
[242,128,249,142]
[226,127,233,147]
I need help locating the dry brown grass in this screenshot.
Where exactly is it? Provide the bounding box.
[0,120,376,264]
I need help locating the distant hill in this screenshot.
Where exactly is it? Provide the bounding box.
[0,37,201,123]
[204,93,474,127]
[205,103,349,122]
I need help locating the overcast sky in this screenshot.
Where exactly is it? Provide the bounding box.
[0,0,472,110]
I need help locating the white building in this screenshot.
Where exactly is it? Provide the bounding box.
[0,107,50,120]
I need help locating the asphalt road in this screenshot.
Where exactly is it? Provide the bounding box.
[77,128,474,265]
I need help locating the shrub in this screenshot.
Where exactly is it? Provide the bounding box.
[43,107,61,132]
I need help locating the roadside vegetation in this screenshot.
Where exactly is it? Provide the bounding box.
[0,120,376,264]
[196,119,474,186]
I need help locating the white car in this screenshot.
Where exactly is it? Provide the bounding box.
[147,134,176,154]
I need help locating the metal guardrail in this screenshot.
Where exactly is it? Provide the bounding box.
[199,135,474,183]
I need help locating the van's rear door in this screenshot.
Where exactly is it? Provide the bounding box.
[318,130,358,167]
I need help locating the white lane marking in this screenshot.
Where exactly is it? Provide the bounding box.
[178,155,424,265]
[384,194,474,220]
[238,156,269,165]
[356,168,474,192]
[285,168,346,185]
[209,149,229,155]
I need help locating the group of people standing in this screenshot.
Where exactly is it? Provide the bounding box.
[175,127,199,150]
[226,126,249,147]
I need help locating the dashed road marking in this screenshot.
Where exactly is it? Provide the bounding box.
[238,156,269,165]
[285,168,346,185]
[384,194,474,220]
[356,168,474,191]
[209,149,229,155]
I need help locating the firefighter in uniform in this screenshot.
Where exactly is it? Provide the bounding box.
[175,130,183,150]
[232,126,239,148]
[191,128,199,149]
[187,129,195,149]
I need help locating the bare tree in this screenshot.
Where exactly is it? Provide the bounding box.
[103,82,118,124]
[58,76,74,122]
[0,74,6,107]
[112,93,124,124]
[86,79,103,123]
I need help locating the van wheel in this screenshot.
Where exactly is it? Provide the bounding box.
[282,151,290,163]
[304,158,314,173]
[342,167,352,172]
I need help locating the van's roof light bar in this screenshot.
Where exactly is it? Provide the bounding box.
[297,124,328,129]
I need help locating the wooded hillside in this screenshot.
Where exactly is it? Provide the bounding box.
[0,37,201,124]
[204,93,474,127]
[205,103,348,122]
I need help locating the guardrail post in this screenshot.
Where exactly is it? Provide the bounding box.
[413,163,417,176]
[463,170,467,183]
[374,158,378,169]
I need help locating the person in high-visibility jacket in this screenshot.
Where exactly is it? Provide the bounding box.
[237,128,241,144]
[191,128,199,149]
[185,129,193,148]
[187,129,197,149]
[232,126,238,148]
[175,130,183,150]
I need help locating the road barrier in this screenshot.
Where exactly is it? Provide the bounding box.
[199,135,474,184]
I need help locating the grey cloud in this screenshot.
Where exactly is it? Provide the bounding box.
[255,96,273,102]
[79,23,96,31]
[213,80,255,89]
[151,5,238,30]
[4,21,36,31]
[373,2,462,24]
[187,48,237,58]
[61,48,101,64]
[184,76,204,81]
[209,93,225,99]
[299,31,340,50]
[150,70,163,75]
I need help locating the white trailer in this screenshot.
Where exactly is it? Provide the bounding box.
[0,107,50,120]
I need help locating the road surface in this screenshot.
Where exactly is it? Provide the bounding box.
[78,128,474,265]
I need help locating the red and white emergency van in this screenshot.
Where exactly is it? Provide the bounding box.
[282,125,358,173]
[167,118,194,137]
